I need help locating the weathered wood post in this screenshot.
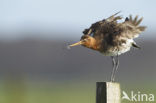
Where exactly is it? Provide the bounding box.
[96,82,121,103]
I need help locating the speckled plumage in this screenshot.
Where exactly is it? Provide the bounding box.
[81,12,146,56]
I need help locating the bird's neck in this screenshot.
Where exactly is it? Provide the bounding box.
[87,39,100,51]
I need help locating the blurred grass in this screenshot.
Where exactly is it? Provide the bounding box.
[0,80,155,103]
[25,82,95,103]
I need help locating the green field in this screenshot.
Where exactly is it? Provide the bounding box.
[0,80,155,103]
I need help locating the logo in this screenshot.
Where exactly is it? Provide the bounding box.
[122,90,155,102]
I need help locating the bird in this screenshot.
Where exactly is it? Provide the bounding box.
[68,12,146,82]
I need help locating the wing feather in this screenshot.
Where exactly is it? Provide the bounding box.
[106,11,122,22]
[119,15,146,39]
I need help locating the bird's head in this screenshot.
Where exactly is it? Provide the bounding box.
[69,35,98,50]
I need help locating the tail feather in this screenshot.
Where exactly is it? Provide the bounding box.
[132,42,141,49]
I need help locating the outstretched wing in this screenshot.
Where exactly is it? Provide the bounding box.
[82,12,146,47]
[119,15,146,39]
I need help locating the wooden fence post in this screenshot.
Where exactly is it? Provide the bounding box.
[96,82,121,103]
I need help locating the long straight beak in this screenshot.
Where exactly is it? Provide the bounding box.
[69,41,82,47]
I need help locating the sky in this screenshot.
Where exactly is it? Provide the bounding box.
[0,0,156,39]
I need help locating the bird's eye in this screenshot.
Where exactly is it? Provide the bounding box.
[90,32,94,37]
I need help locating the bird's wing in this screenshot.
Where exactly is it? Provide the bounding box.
[119,15,146,39]
[82,11,122,36]
[82,12,124,46]
[106,11,122,22]
[82,13,146,47]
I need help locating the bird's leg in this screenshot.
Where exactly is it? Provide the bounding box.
[112,54,119,82]
[110,56,116,82]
